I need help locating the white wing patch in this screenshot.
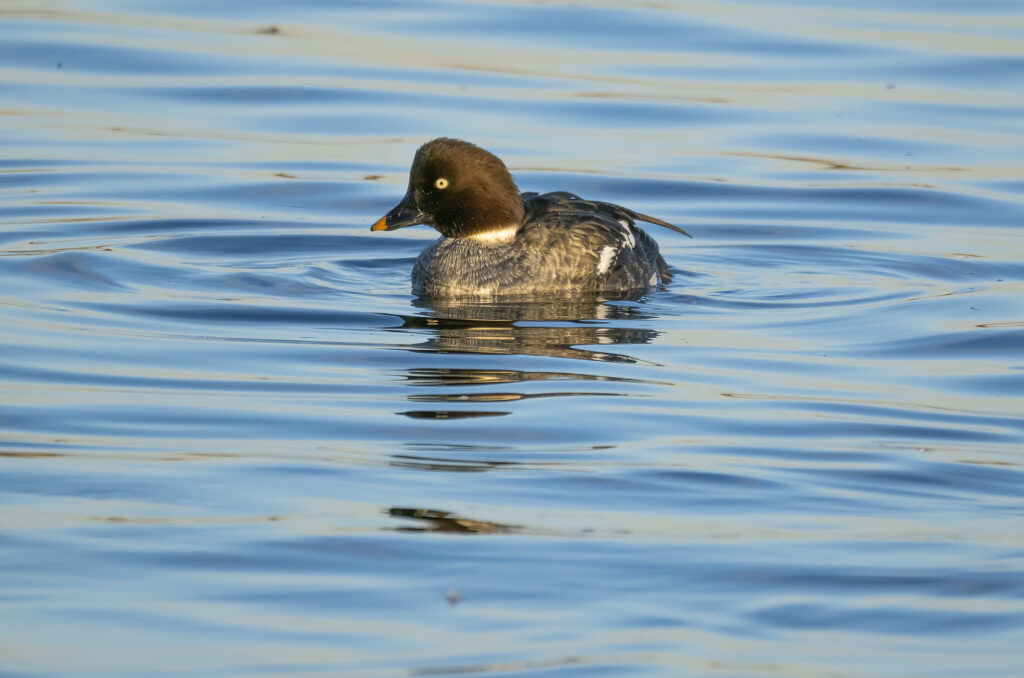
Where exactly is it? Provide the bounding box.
[616,219,636,249]
[597,246,616,274]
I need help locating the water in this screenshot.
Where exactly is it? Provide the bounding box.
[2,1,1023,676]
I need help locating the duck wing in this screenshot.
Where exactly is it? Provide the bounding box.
[522,191,691,238]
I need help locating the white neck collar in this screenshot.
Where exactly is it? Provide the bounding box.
[466,224,519,245]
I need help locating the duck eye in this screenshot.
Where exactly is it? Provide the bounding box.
[434,177,449,190]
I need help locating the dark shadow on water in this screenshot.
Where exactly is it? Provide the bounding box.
[397,368,651,419]
[398,409,510,420]
[406,390,625,403]
[402,368,665,387]
[389,452,521,473]
[387,507,519,534]
[385,294,672,419]
[388,292,662,363]
[412,291,659,322]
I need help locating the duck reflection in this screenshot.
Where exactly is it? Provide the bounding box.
[396,371,641,420]
[390,446,521,473]
[398,368,637,422]
[388,506,519,534]
[390,294,666,420]
[393,293,660,363]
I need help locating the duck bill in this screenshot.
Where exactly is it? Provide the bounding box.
[371,191,426,231]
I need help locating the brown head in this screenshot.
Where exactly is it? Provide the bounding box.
[371,138,525,239]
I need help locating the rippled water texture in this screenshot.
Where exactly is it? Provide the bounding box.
[2,1,1023,676]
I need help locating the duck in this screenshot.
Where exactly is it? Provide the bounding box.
[371,137,690,298]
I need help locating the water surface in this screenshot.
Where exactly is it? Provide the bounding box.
[2,1,1023,676]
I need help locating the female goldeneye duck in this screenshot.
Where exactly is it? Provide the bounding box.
[371,137,690,298]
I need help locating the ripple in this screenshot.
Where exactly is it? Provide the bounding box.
[3,1,1024,676]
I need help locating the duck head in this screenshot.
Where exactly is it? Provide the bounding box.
[371,138,525,239]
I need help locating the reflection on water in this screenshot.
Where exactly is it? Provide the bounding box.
[400,408,511,420]
[2,1,1024,677]
[399,365,636,419]
[410,292,657,322]
[401,367,660,387]
[389,507,519,534]
[396,294,660,362]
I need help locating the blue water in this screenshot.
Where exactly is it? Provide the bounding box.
[2,1,1023,676]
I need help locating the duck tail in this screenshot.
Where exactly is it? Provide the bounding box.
[630,210,693,238]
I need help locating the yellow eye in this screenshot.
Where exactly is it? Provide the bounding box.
[434,177,449,190]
